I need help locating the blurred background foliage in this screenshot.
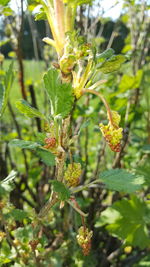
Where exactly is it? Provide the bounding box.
[0,0,150,266]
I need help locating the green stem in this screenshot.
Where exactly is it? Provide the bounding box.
[83,89,113,126]
[54,0,65,44]
[38,191,58,219]
[67,200,88,217]
[65,5,76,32]
[71,179,103,194]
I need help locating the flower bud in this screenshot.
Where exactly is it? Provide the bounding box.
[111,110,121,126]
[100,110,123,152]
[64,163,82,187]
[100,124,123,152]
[59,55,76,74]
[77,226,93,255]
[44,137,56,149]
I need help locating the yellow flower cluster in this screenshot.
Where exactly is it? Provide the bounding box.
[64,163,82,187]
[77,226,93,255]
[100,111,123,152]
[111,110,121,126]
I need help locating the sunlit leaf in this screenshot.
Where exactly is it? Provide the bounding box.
[100,168,144,193]
[1,170,17,185]
[43,68,74,118]
[96,48,115,62]
[118,69,143,93]
[63,0,93,6]
[99,55,126,74]
[9,139,41,150]
[0,0,11,6]
[96,196,150,249]
[0,62,14,117]
[16,99,47,120]
[35,7,46,20]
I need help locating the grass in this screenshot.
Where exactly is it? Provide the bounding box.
[2,59,46,124]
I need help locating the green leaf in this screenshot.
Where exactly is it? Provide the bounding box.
[0,62,14,117]
[100,168,144,193]
[1,170,17,185]
[0,171,16,194]
[95,207,120,227]
[134,255,150,267]
[27,0,41,5]
[63,0,93,6]
[5,209,28,222]
[35,7,46,20]
[51,180,70,201]
[0,83,4,111]
[96,48,115,62]
[2,6,13,16]
[142,144,150,153]
[118,69,143,93]
[35,132,46,145]
[15,99,47,120]
[136,162,150,186]
[36,148,55,166]
[78,119,90,134]
[96,196,150,249]
[13,225,33,242]
[9,139,41,150]
[0,39,9,47]
[0,0,10,6]
[0,258,11,264]
[99,55,126,74]
[43,68,74,118]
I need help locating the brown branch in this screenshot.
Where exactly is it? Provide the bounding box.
[16,0,26,100]
[29,84,41,132]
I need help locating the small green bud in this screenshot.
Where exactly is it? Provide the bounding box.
[59,54,76,74]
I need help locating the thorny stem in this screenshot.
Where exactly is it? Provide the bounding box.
[83,89,113,126]
[38,191,58,219]
[38,118,70,218]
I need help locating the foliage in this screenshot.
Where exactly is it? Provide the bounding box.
[51,180,70,201]
[96,196,150,249]
[0,0,150,266]
[100,168,144,193]
[0,62,14,117]
[15,99,47,120]
[43,68,74,118]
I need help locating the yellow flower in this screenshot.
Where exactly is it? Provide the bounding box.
[77,226,93,255]
[64,163,82,187]
[111,110,121,126]
[99,122,123,152]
